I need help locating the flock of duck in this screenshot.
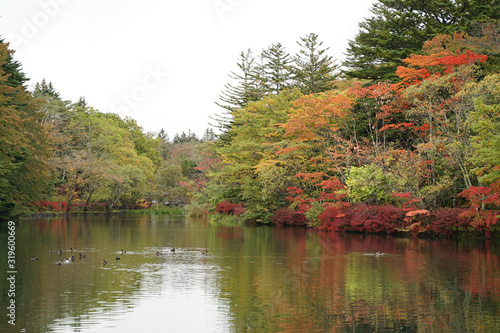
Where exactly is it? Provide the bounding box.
[39,247,208,266]
[45,248,89,266]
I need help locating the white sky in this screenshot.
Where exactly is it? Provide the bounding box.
[0,0,376,138]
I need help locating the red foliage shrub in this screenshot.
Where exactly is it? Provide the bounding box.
[456,181,500,238]
[272,202,497,238]
[317,206,342,232]
[232,205,246,216]
[337,204,406,234]
[430,208,474,237]
[468,210,500,238]
[215,201,244,215]
[31,201,66,212]
[271,208,307,227]
[215,201,234,214]
[89,202,108,211]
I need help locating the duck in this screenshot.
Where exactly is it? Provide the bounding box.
[115,256,121,260]
[49,249,54,254]
[58,249,62,255]
[101,260,108,265]
[57,261,62,266]
[70,248,74,253]
[373,251,382,256]
[121,249,126,254]
[201,251,208,255]
[79,253,83,259]
[70,256,75,261]
[31,256,38,261]
[156,251,162,256]
[171,248,176,253]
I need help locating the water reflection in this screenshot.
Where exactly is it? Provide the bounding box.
[0,215,231,333]
[1,215,500,332]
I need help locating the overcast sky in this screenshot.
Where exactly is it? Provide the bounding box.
[1,0,376,138]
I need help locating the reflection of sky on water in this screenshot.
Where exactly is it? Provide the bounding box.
[48,249,232,332]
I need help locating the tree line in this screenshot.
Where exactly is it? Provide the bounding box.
[0,45,211,220]
[1,0,499,236]
[188,0,500,236]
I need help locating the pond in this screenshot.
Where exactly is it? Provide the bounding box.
[1,214,500,332]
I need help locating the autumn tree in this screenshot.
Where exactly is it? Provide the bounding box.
[397,45,487,204]
[211,91,301,222]
[279,91,354,183]
[0,41,52,220]
[462,74,500,185]
[52,107,112,212]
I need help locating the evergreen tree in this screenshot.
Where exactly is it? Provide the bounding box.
[343,0,500,82]
[157,128,169,142]
[74,96,88,108]
[294,33,339,94]
[216,49,264,112]
[0,43,51,221]
[201,128,217,142]
[173,130,199,144]
[0,38,29,88]
[258,43,294,94]
[33,79,71,124]
[213,49,265,144]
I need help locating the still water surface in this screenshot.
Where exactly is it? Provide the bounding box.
[1,214,500,332]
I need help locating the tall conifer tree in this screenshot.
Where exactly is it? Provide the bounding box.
[258,43,294,94]
[294,33,339,94]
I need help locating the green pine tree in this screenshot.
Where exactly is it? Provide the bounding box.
[294,33,339,94]
[33,79,71,124]
[343,0,500,83]
[0,38,29,88]
[258,43,294,94]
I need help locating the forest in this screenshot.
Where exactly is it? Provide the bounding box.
[1,0,499,237]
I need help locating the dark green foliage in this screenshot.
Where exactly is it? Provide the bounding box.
[0,43,52,221]
[157,128,169,141]
[343,0,500,82]
[74,96,88,108]
[0,38,29,88]
[173,130,199,143]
